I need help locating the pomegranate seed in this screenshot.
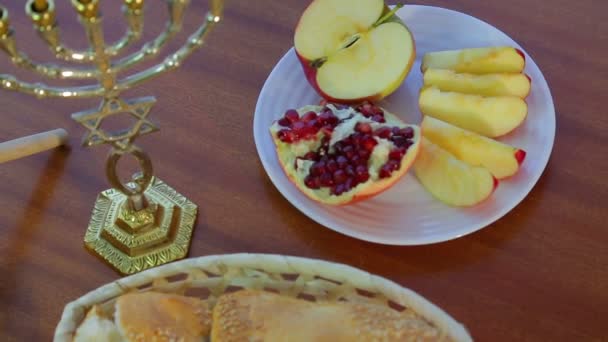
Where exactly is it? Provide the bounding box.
[372,114,385,123]
[387,160,400,171]
[358,148,370,159]
[278,117,291,127]
[375,127,392,139]
[319,173,334,187]
[285,109,299,123]
[361,103,374,116]
[350,155,361,166]
[334,141,344,153]
[392,136,409,147]
[321,126,334,135]
[355,122,372,134]
[277,129,296,143]
[344,178,354,192]
[327,159,338,173]
[355,165,370,183]
[319,111,338,126]
[350,132,363,145]
[362,135,377,151]
[336,155,348,169]
[304,175,320,189]
[292,121,305,132]
[333,184,346,196]
[333,169,347,184]
[301,111,317,122]
[343,145,356,160]
[303,121,319,136]
[399,127,414,139]
[310,119,323,129]
[379,165,393,178]
[371,106,384,116]
[310,161,326,176]
[344,165,355,177]
[389,148,405,161]
[392,127,401,135]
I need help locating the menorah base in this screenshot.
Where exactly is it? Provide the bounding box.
[83,177,198,275]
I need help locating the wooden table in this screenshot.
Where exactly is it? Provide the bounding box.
[1,0,606,340]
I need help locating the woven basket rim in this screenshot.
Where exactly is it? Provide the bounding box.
[54,253,472,341]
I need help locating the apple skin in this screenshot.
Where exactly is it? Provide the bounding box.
[294,5,416,105]
[515,149,526,165]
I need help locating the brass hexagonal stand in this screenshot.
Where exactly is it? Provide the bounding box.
[84,177,197,275]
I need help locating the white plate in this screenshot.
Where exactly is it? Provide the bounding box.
[253,5,555,245]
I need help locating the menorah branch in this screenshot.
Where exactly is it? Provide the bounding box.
[0,1,191,83]
[27,1,144,63]
[116,10,222,92]
[0,7,219,100]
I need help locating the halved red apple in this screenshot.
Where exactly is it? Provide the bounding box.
[270,102,420,205]
[419,86,528,138]
[421,47,525,74]
[414,137,497,207]
[294,0,416,103]
[423,68,531,98]
[422,116,526,179]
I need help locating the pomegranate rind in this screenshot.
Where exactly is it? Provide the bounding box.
[270,105,421,205]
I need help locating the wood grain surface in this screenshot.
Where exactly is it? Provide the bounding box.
[0,0,606,340]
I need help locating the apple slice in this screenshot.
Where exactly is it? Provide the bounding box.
[414,137,497,207]
[294,0,415,103]
[421,47,525,74]
[421,116,526,179]
[419,86,527,138]
[423,68,531,98]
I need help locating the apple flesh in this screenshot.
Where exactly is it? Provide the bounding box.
[423,68,531,98]
[414,137,497,207]
[421,116,526,179]
[419,86,528,138]
[421,47,525,74]
[294,0,415,103]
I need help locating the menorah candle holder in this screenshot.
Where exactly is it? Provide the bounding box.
[0,0,224,274]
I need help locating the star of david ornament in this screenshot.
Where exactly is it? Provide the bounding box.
[71,96,159,150]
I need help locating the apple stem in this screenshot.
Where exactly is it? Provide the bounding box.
[373,3,404,28]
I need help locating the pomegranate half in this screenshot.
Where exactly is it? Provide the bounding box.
[270,102,421,205]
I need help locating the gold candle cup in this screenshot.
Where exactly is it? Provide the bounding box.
[125,0,145,11]
[71,0,99,19]
[26,0,56,30]
[0,6,10,37]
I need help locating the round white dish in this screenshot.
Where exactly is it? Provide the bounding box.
[253,5,555,245]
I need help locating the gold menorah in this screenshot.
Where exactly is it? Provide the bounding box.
[0,0,224,274]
